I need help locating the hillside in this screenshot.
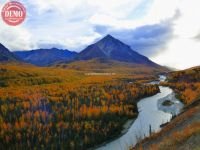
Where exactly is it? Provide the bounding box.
[133,66,200,150]
[167,66,200,83]
[0,43,20,62]
[77,35,159,67]
[56,58,168,75]
[133,98,200,150]
[14,48,77,66]
[165,66,200,104]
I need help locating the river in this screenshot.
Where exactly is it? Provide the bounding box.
[96,75,183,150]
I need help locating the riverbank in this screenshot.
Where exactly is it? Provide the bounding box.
[132,67,200,149]
[90,118,136,150]
[133,98,200,150]
[121,119,135,134]
[96,86,182,150]
[95,74,185,150]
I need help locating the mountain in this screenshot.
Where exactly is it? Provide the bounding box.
[0,43,19,62]
[77,35,158,66]
[14,48,77,66]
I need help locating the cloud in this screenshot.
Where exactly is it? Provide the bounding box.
[151,0,200,69]
[0,0,200,69]
[173,0,200,38]
[23,0,149,51]
[111,21,173,56]
[94,25,111,35]
[0,1,35,50]
[93,11,179,57]
[151,38,200,70]
[194,33,200,41]
[0,0,171,51]
[0,20,34,50]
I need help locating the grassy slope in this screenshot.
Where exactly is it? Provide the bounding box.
[133,66,200,150]
[55,58,169,84]
[55,58,168,74]
[0,62,167,101]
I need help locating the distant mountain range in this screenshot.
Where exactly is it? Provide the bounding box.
[14,48,77,66]
[1,35,163,68]
[0,43,20,62]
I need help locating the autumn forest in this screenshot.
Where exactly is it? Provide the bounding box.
[0,64,161,149]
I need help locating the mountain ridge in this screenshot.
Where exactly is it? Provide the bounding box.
[77,34,158,67]
[0,43,20,62]
[2,35,164,69]
[14,48,77,66]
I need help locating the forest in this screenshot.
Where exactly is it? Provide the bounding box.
[0,64,160,149]
[162,66,200,105]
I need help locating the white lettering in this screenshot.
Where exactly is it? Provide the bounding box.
[4,11,23,17]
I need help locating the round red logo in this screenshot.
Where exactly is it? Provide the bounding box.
[1,1,26,26]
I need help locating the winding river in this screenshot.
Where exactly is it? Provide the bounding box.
[97,75,183,150]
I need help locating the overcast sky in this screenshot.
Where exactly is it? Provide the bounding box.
[0,0,200,69]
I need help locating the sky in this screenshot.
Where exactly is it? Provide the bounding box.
[0,0,200,69]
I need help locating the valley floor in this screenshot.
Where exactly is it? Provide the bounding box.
[0,64,161,149]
